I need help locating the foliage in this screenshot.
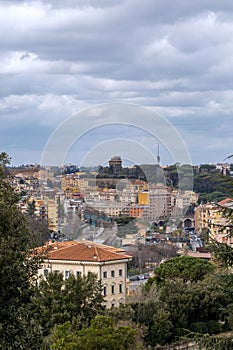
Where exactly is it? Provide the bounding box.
[194,332,233,350]
[210,240,233,268]
[139,267,233,347]
[148,256,214,287]
[0,152,43,349]
[193,172,233,203]
[163,163,233,201]
[208,205,233,268]
[150,309,173,346]
[36,271,104,336]
[27,215,51,247]
[48,316,138,350]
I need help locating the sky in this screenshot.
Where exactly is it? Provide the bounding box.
[1,0,233,166]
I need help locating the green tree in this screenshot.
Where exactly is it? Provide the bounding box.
[36,272,104,336]
[49,316,137,350]
[0,152,43,349]
[150,309,173,346]
[209,205,233,268]
[148,256,215,287]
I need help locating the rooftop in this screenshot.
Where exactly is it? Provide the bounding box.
[41,240,131,263]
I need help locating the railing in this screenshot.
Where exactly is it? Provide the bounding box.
[154,342,199,350]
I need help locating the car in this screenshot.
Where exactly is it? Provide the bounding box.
[129,275,139,281]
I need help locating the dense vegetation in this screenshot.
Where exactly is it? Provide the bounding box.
[165,164,233,202]
[0,153,43,349]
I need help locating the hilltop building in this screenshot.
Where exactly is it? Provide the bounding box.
[109,156,122,175]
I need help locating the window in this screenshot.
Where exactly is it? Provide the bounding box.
[54,270,60,274]
[76,271,81,277]
[65,270,70,279]
[111,284,115,294]
[44,269,49,277]
[119,269,123,276]
[119,283,123,294]
[103,271,107,278]
[111,270,115,278]
[103,286,107,296]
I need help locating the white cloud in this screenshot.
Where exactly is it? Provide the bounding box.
[1,0,233,164]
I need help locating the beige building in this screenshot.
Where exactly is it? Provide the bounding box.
[38,240,132,308]
[29,197,58,231]
[195,203,213,233]
[195,199,233,245]
[145,184,172,220]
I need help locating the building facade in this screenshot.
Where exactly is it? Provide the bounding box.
[38,240,132,308]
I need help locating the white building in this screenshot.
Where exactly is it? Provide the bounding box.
[38,240,132,308]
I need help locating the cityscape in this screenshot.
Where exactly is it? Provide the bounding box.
[1,1,233,349]
[4,151,233,348]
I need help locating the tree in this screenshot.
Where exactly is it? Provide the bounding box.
[150,309,173,346]
[36,272,104,336]
[0,152,43,349]
[49,316,137,350]
[27,215,51,247]
[148,256,215,287]
[209,205,233,268]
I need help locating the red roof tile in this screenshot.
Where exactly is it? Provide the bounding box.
[43,240,131,262]
[218,197,233,206]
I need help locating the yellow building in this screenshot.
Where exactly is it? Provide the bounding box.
[62,174,82,199]
[47,199,58,232]
[195,203,213,233]
[195,200,233,245]
[29,197,58,232]
[138,191,149,206]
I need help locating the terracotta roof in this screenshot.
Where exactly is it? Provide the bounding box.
[42,240,132,263]
[186,251,212,259]
[80,240,126,254]
[218,197,233,207]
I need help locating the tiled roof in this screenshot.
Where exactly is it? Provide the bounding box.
[186,251,212,259]
[43,240,132,262]
[218,197,233,206]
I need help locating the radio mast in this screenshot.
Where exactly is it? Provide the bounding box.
[157,142,160,165]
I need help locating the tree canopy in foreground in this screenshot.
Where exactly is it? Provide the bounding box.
[0,152,43,349]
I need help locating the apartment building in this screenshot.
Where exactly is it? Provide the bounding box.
[38,240,132,308]
[195,199,233,245]
[29,197,58,232]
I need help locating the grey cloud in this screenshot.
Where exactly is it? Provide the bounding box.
[1,0,233,164]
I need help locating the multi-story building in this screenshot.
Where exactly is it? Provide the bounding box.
[29,197,58,232]
[142,184,172,220]
[38,240,131,308]
[195,202,216,234]
[195,199,233,245]
[171,189,198,217]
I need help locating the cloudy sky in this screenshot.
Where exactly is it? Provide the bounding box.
[1,0,233,166]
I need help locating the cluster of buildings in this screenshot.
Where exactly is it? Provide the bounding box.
[9,159,233,308]
[12,158,199,234]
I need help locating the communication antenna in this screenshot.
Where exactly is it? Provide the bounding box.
[157,142,160,165]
